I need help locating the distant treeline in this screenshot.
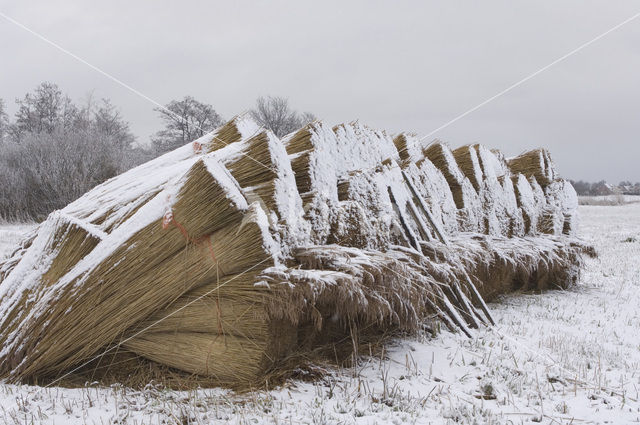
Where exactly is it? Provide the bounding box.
[0,83,313,221]
[570,180,640,196]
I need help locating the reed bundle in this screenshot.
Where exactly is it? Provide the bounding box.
[208,118,243,152]
[133,282,268,336]
[511,174,538,234]
[172,158,246,238]
[0,215,101,352]
[539,207,562,235]
[226,132,278,188]
[452,145,483,191]
[284,125,314,156]
[290,152,313,197]
[423,142,466,209]
[124,332,266,385]
[507,149,556,187]
[0,229,37,283]
[282,127,315,198]
[393,134,410,163]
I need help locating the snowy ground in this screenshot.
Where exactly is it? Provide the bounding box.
[0,202,639,424]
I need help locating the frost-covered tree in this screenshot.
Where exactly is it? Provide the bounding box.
[9,82,78,141]
[151,96,224,154]
[250,96,316,138]
[0,84,139,221]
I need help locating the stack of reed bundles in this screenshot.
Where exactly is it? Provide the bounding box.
[0,116,587,390]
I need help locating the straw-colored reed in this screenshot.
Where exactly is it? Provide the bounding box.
[208,119,243,152]
[452,145,483,192]
[507,149,556,187]
[284,126,314,156]
[1,160,252,381]
[226,132,278,188]
[392,134,410,163]
[123,332,266,385]
[423,142,465,209]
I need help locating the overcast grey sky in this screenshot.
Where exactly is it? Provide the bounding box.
[1,1,639,182]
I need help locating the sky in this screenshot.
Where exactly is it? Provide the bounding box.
[1,1,639,182]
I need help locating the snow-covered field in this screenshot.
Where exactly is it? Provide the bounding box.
[0,202,638,424]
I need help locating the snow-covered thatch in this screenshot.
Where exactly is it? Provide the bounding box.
[0,116,587,388]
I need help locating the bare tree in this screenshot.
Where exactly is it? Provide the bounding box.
[151,96,224,154]
[250,96,316,138]
[10,82,78,141]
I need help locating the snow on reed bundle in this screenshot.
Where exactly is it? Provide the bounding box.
[473,145,520,236]
[538,179,578,235]
[261,245,485,340]
[392,133,426,166]
[511,174,539,234]
[406,159,459,234]
[0,214,103,352]
[507,148,556,187]
[499,175,525,237]
[423,142,482,232]
[207,115,256,152]
[444,233,593,301]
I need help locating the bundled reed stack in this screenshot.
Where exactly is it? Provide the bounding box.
[0,116,587,389]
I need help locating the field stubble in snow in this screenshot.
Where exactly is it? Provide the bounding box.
[0,202,639,424]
